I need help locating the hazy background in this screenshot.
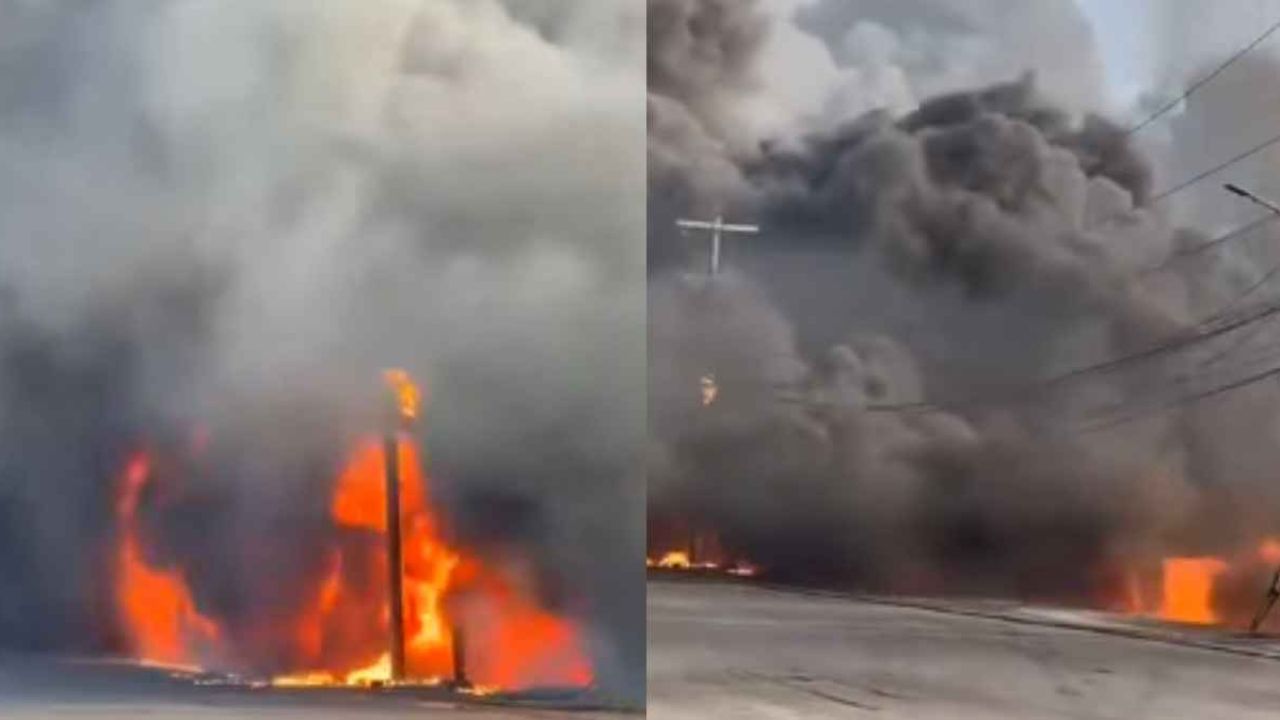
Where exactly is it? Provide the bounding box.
[648,0,1280,606]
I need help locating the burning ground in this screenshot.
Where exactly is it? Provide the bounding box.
[0,0,644,706]
[648,0,1280,630]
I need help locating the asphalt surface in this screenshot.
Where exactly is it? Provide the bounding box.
[648,577,1280,719]
[13,579,1280,717]
[0,654,629,719]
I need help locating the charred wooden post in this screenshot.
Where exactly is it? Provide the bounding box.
[384,430,407,682]
[452,624,470,689]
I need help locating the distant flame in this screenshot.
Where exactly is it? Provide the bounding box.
[646,533,761,578]
[1260,539,1280,565]
[655,551,691,570]
[1158,558,1229,625]
[1109,540,1280,627]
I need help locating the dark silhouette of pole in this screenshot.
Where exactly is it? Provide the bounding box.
[384,430,406,682]
[452,623,470,689]
[1250,567,1280,634]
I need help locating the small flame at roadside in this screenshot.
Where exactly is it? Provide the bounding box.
[654,551,690,570]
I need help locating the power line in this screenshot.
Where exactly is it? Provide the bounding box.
[1138,213,1279,276]
[1081,128,1280,234]
[776,336,1280,436]
[1147,130,1280,207]
[1072,357,1280,434]
[775,295,1280,415]
[1168,185,1280,370]
[1080,320,1280,417]
[1197,254,1280,327]
[1123,16,1280,138]
[1182,181,1280,366]
[1079,16,1280,233]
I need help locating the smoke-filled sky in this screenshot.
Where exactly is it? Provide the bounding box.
[0,0,643,704]
[1079,0,1280,109]
[648,0,1280,612]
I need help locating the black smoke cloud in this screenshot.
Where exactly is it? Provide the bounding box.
[0,0,644,703]
[649,0,1280,608]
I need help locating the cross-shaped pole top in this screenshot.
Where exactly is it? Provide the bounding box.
[676,215,760,276]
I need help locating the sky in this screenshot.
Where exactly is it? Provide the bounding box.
[1075,0,1154,109]
[1076,0,1280,112]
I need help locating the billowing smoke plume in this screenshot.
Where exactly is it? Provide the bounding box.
[649,0,1280,611]
[0,0,643,702]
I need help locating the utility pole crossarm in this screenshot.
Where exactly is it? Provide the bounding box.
[676,220,761,233]
[676,215,761,276]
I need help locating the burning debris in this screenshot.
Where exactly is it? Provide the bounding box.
[111,371,593,692]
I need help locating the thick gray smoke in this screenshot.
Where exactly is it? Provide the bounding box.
[0,0,644,702]
[649,0,1280,611]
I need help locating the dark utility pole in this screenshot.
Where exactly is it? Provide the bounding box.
[384,428,407,682]
[383,370,419,683]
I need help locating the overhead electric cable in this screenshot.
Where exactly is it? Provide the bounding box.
[774,295,1280,415]
[1123,15,1280,138]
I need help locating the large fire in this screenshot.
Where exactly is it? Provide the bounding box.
[1106,540,1280,629]
[112,372,593,691]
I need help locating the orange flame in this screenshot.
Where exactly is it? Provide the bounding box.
[384,368,421,422]
[113,371,594,692]
[114,452,223,666]
[1157,557,1229,625]
[654,551,691,570]
[279,427,592,688]
[1259,538,1280,565]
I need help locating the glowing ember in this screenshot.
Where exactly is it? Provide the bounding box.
[385,368,422,422]
[1259,538,1280,565]
[1158,557,1229,625]
[700,374,718,407]
[111,371,594,692]
[461,685,501,697]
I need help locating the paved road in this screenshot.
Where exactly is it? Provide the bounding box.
[0,655,629,719]
[648,578,1280,719]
